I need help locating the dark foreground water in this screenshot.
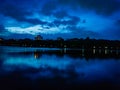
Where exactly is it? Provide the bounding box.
[0,46,120,90]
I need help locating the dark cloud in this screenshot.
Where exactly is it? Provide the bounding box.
[67,26,83,32]
[0,0,40,9]
[82,19,86,23]
[0,0,119,40]
[47,23,55,27]
[69,16,80,25]
[53,11,68,19]
[114,20,120,39]
[53,10,81,26]
[0,25,6,33]
[24,19,47,25]
[0,2,47,25]
[116,20,120,26]
[54,20,74,26]
[66,25,100,38]
[0,25,8,36]
[0,0,80,26]
[53,16,80,26]
[58,0,120,15]
[0,4,31,21]
[41,1,57,16]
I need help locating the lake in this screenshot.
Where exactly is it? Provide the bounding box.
[0,46,120,90]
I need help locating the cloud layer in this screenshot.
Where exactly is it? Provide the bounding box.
[0,0,120,40]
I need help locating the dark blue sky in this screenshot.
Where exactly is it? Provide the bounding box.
[0,0,120,40]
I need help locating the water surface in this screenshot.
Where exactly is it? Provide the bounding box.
[0,46,120,90]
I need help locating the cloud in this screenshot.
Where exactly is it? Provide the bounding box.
[52,9,81,27]
[0,0,120,40]
[41,1,57,16]
[0,4,31,21]
[66,25,101,38]
[58,0,120,15]
[0,24,9,36]
[53,16,80,27]
[53,10,68,19]
[0,3,47,25]
[0,25,5,33]
[6,25,70,35]
[116,20,120,26]
[24,19,48,25]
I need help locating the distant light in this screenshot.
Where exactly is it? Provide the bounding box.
[105,46,108,49]
[64,45,67,48]
[64,48,67,53]
[99,50,101,53]
[105,50,108,54]
[93,46,96,49]
[93,49,96,54]
[34,54,38,59]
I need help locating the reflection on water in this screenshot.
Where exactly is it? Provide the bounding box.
[0,46,120,90]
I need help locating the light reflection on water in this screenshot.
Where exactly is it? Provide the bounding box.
[0,46,120,89]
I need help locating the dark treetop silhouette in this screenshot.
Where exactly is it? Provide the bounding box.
[0,36,120,50]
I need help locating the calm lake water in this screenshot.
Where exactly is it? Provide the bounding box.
[0,46,120,90]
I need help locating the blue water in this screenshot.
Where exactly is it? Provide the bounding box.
[0,46,120,90]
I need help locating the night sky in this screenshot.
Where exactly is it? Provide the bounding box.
[0,0,120,40]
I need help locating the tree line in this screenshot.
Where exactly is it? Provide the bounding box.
[0,37,120,50]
